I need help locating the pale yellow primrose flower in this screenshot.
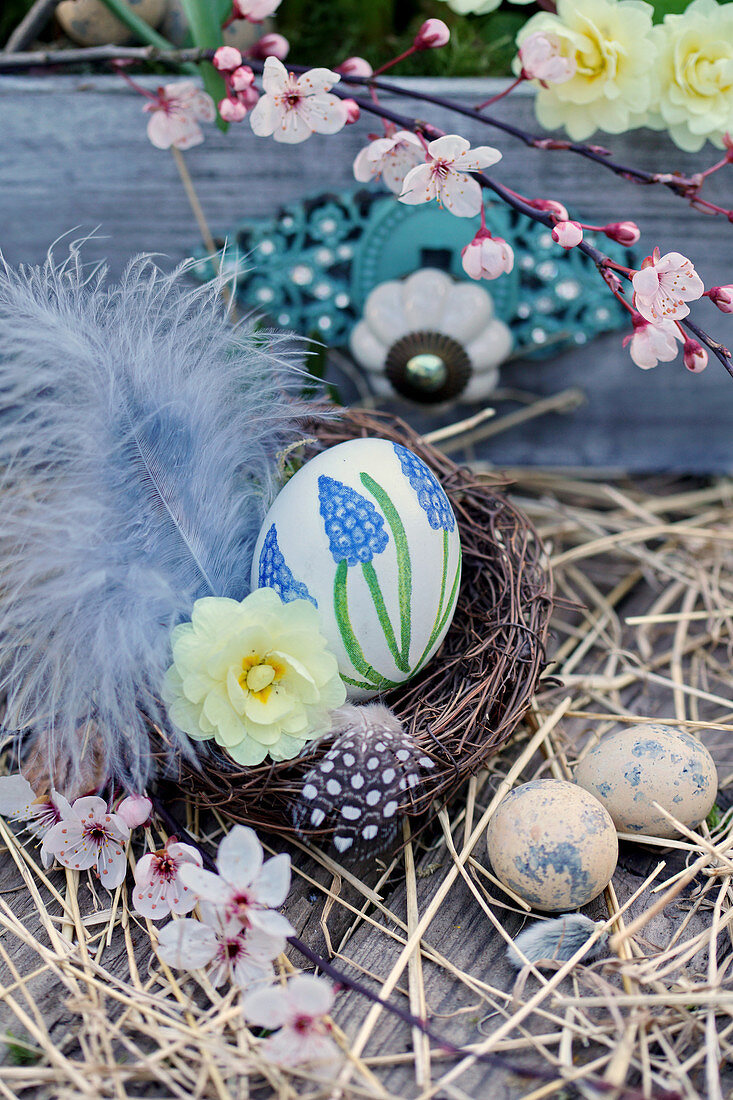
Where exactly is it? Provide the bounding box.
[163,588,346,766]
[647,0,733,152]
[516,0,657,141]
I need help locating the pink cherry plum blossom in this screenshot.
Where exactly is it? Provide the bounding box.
[708,286,733,313]
[219,98,249,122]
[353,130,424,195]
[623,314,682,370]
[342,99,361,124]
[42,796,129,889]
[157,902,280,988]
[414,19,450,51]
[551,220,584,249]
[213,47,243,73]
[632,250,705,324]
[531,198,569,221]
[249,57,348,144]
[399,135,502,219]
[683,338,708,372]
[144,82,216,150]
[133,840,203,919]
[0,775,70,865]
[116,794,152,829]
[519,33,576,85]
[241,975,340,1067]
[603,221,641,246]
[336,57,373,78]
[248,33,289,61]
[179,824,295,942]
[461,231,515,280]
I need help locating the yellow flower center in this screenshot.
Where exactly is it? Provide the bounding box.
[238,654,285,703]
[246,664,275,693]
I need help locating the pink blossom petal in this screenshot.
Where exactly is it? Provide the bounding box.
[97,837,128,888]
[241,985,291,1028]
[254,853,291,907]
[249,95,278,137]
[299,94,348,136]
[178,864,232,905]
[249,908,295,938]
[399,163,436,205]
[217,825,263,890]
[0,775,37,819]
[157,919,218,970]
[632,267,661,299]
[439,173,483,218]
[451,145,502,171]
[133,872,169,918]
[288,975,335,1017]
[294,67,340,96]
[261,56,288,96]
[43,821,98,871]
[262,1027,339,1067]
[426,134,471,161]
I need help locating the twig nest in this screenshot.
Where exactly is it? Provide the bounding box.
[574,724,718,840]
[486,780,618,912]
[56,0,166,46]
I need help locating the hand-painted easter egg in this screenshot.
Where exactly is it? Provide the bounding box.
[251,439,461,699]
[486,779,618,911]
[574,724,718,840]
[57,0,166,46]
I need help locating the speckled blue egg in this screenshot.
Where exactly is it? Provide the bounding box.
[486,780,618,912]
[574,724,718,840]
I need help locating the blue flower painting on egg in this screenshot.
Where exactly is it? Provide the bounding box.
[250,438,462,702]
[318,475,389,566]
[392,443,455,533]
[258,524,317,606]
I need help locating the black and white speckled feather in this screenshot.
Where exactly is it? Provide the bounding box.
[293,704,434,859]
[506,914,607,970]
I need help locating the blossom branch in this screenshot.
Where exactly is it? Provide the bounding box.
[342,91,732,378]
[3,45,730,216]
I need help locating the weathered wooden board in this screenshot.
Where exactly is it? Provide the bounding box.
[1,73,732,471]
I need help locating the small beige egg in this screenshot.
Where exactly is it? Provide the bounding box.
[574,724,718,840]
[486,779,618,912]
[57,0,166,47]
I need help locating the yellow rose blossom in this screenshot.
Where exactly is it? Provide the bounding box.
[163,588,346,766]
[515,0,657,141]
[647,0,733,152]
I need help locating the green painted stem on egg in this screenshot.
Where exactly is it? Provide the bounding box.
[361,561,409,673]
[413,529,461,675]
[333,560,401,690]
[359,472,412,666]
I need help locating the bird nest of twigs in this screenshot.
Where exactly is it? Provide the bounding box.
[166,407,553,845]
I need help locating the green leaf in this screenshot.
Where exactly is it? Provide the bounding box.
[361,560,409,672]
[178,0,228,129]
[4,1031,42,1066]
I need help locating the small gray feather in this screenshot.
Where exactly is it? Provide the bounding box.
[506,914,607,970]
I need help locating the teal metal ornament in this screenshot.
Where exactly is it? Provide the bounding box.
[192,187,636,366]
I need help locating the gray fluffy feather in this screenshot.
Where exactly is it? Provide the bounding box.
[0,243,315,791]
[506,915,607,970]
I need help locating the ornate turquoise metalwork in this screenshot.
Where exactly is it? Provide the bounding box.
[191,188,637,359]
